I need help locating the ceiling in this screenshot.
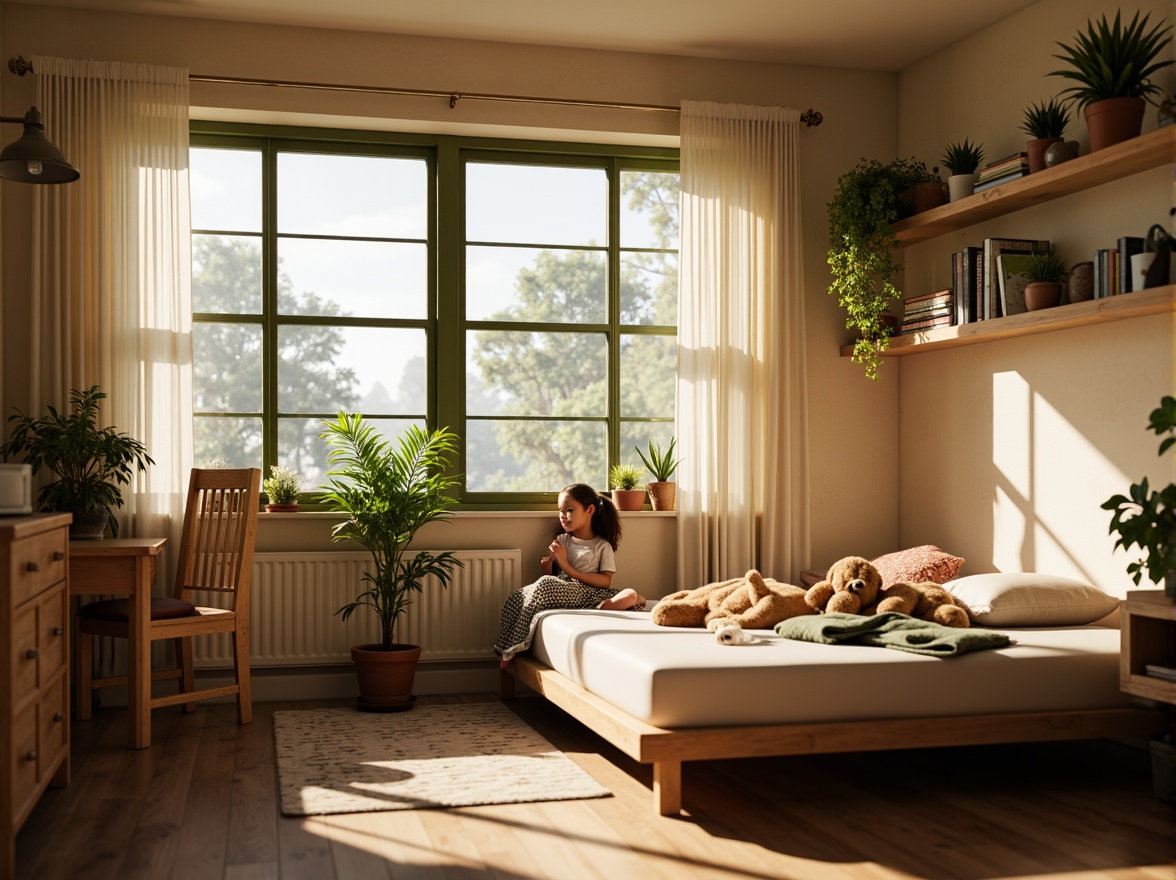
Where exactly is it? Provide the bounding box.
[38,0,1042,72]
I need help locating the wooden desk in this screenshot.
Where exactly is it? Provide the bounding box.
[69,537,167,750]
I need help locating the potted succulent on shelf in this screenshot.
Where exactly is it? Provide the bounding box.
[0,385,153,539]
[318,413,464,711]
[940,139,985,202]
[1101,395,1176,599]
[1022,252,1069,311]
[1050,10,1174,151]
[262,464,302,512]
[636,437,682,511]
[1021,97,1071,173]
[609,463,646,511]
[826,156,940,380]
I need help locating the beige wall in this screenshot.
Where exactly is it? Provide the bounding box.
[0,2,902,591]
[896,0,1175,597]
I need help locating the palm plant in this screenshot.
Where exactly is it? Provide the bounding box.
[636,437,682,482]
[1021,98,1071,139]
[1050,11,1174,107]
[940,139,985,175]
[318,414,463,651]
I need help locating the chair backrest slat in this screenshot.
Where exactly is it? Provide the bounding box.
[174,468,261,609]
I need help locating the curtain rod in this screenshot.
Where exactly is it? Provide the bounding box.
[8,56,823,126]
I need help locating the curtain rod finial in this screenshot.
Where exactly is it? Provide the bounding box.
[8,57,33,77]
[801,109,823,127]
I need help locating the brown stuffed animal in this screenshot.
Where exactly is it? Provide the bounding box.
[804,556,884,615]
[877,580,971,628]
[652,569,814,629]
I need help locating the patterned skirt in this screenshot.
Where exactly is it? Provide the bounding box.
[493,576,618,662]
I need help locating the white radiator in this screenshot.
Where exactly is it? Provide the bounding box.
[192,549,521,667]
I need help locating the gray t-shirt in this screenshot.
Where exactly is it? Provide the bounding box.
[554,533,616,577]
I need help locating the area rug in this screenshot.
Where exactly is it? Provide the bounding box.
[272,701,611,816]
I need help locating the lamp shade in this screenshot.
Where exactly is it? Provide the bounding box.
[0,107,79,184]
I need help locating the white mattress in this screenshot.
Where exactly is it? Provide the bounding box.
[528,609,1131,729]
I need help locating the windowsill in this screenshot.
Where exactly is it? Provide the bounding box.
[259,509,676,519]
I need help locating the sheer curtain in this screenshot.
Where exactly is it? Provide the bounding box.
[27,57,193,549]
[676,100,810,588]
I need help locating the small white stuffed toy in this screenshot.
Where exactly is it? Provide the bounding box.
[707,617,753,645]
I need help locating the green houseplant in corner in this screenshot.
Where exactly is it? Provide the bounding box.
[319,413,464,711]
[1102,395,1176,599]
[609,462,646,511]
[636,437,682,511]
[1050,10,1174,151]
[0,385,153,538]
[1021,97,1071,173]
[827,156,940,380]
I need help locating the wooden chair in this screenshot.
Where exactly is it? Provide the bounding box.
[75,467,261,732]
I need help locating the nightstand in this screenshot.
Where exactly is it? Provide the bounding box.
[1120,590,1176,707]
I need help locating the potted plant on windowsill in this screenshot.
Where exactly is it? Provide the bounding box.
[636,437,682,511]
[0,385,153,539]
[1022,252,1069,311]
[1050,10,1174,151]
[1102,395,1176,599]
[826,156,940,380]
[940,139,985,202]
[1021,97,1071,173]
[609,463,646,511]
[318,413,464,711]
[262,464,302,512]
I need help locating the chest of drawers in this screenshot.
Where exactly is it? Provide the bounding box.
[2,513,71,880]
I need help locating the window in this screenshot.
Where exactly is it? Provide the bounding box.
[190,125,678,506]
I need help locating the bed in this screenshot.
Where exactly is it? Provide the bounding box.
[500,601,1166,816]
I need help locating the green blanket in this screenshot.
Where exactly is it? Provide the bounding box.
[773,612,1011,657]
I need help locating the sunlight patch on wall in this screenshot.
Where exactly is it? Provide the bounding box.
[992,483,1026,573]
[992,371,1030,502]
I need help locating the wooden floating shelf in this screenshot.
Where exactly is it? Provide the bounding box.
[890,127,1175,247]
[838,285,1175,358]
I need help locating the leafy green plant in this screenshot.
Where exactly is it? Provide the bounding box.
[262,464,302,505]
[1101,395,1176,586]
[609,463,643,490]
[318,414,463,650]
[940,139,985,175]
[1050,11,1175,107]
[826,156,940,380]
[1023,252,1069,283]
[1020,97,1071,138]
[0,385,153,537]
[635,437,682,482]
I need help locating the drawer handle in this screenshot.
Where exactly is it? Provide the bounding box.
[26,648,38,660]
[52,627,63,637]
[25,750,36,762]
[53,551,64,561]
[26,561,39,572]
[54,713,64,723]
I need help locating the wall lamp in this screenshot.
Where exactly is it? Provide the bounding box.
[0,107,79,184]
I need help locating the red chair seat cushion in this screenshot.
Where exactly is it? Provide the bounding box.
[79,597,198,621]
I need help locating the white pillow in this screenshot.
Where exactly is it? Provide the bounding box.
[944,573,1120,626]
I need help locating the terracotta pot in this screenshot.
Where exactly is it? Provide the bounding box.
[1084,97,1145,151]
[911,181,947,213]
[351,643,421,712]
[264,503,300,513]
[1025,137,1062,174]
[1024,281,1063,311]
[610,489,646,511]
[647,481,676,511]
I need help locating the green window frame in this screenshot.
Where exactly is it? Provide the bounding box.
[190,121,679,509]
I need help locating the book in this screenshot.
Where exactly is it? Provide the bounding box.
[978,159,1029,181]
[1117,236,1143,293]
[898,314,954,333]
[1145,663,1176,682]
[975,169,1029,192]
[978,151,1028,174]
[964,246,983,323]
[996,252,1037,317]
[902,306,953,324]
[983,238,1050,319]
[952,251,966,326]
[903,288,953,307]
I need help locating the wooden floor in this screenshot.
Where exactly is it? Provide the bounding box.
[16,693,1176,880]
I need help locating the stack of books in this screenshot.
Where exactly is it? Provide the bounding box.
[899,288,954,332]
[1145,662,1176,682]
[974,152,1029,193]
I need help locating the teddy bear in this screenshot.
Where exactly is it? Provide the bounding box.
[806,556,971,628]
[877,580,971,628]
[651,569,815,629]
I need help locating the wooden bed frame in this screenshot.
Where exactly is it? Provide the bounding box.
[501,654,1168,816]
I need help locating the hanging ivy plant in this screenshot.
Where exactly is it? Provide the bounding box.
[827,157,938,380]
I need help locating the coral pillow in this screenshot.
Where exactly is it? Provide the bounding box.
[871,545,964,586]
[945,573,1120,626]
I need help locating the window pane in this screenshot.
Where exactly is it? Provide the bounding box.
[194,323,262,412]
[191,147,261,233]
[468,330,606,417]
[620,251,678,326]
[466,418,606,493]
[277,326,426,415]
[277,153,427,239]
[194,416,262,469]
[466,163,606,246]
[466,246,605,323]
[193,234,262,314]
[620,334,676,418]
[279,239,426,319]
[620,171,679,250]
[621,421,676,474]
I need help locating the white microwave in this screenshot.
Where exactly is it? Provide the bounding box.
[0,464,33,515]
